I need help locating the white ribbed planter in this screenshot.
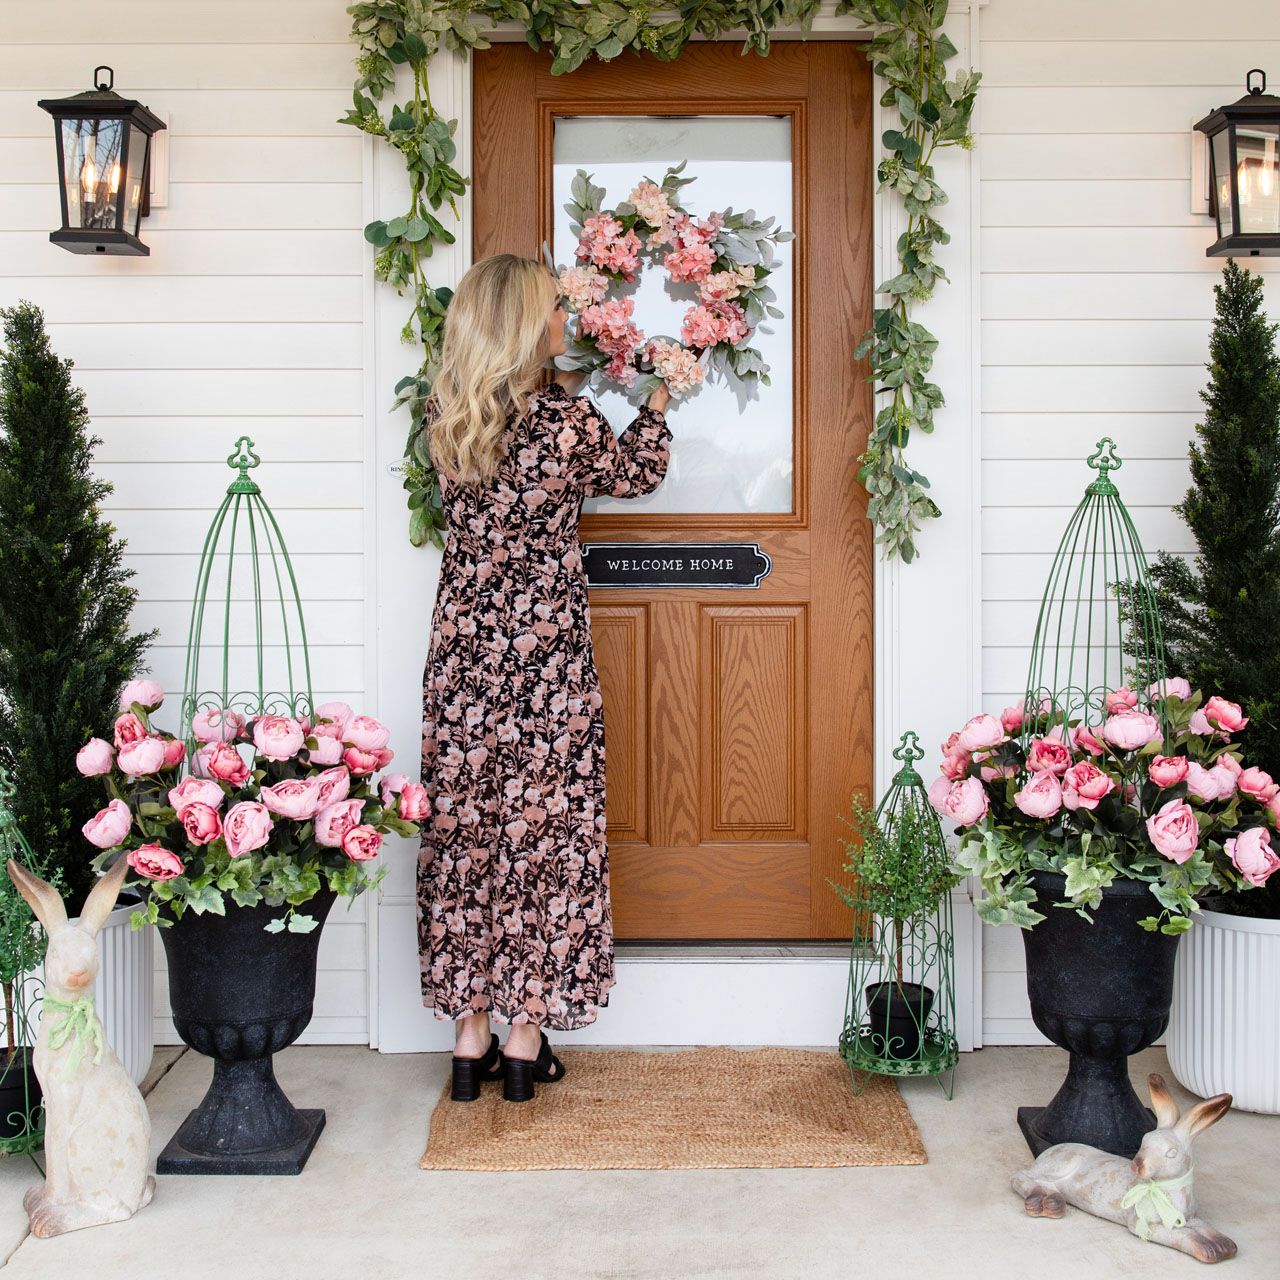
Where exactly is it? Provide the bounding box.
[1169,907,1280,1115]
[70,901,154,1088]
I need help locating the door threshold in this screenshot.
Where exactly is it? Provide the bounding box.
[615,941,847,961]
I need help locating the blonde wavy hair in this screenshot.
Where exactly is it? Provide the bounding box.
[428,253,560,486]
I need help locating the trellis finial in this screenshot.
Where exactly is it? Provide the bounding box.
[226,436,262,494]
[1086,437,1122,495]
[891,729,925,783]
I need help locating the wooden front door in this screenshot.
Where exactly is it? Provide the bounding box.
[473,41,873,939]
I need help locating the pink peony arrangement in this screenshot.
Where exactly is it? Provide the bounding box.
[77,685,427,932]
[930,682,1278,933]
[551,162,792,400]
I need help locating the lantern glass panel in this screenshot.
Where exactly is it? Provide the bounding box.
[1211,128,1235,239]
[1236,122,1279,235]
[59,116,124,232]
[121,123,149,234]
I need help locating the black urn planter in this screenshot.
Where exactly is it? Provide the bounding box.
[0,1047,43,1146]
[1018,870,1180,1159]
[157,886,337,1175]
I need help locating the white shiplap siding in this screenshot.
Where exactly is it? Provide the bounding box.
[0,0,373,1046]
[979,0,1280,1042]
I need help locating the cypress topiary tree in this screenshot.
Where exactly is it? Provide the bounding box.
[0,301,156,917]
[1148,259,1280,915]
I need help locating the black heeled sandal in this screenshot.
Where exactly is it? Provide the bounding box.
[451,1031,504,1102]
[502,1030,566,1103]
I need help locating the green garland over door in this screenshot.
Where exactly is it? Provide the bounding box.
[341,1,979,563]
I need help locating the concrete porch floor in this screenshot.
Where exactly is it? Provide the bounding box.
[0,1044,1274,1279]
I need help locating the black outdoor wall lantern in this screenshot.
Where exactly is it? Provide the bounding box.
[1195,69,1280,256]
[38,66,166,256]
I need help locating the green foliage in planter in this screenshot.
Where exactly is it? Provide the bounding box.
[1147,261,1280,920]
[0,303,156,918]
[342,0,977,561]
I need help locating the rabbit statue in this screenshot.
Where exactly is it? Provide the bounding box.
[1011,1072,1235,1264]
[7,856,155,1237]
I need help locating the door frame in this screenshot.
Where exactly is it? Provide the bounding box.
[365,3,986,1051]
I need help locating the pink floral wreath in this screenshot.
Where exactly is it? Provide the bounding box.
[548,162,792,399]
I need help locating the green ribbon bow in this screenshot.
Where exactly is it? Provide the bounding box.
[1120,1167,1194,1240]
[43,994,105,1079]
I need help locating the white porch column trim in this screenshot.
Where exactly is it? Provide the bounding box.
[366,3,985,1051]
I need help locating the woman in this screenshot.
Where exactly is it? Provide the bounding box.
[417,253,673,1103]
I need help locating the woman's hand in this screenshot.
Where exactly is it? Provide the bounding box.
[646,383,672,415]
[553,367,589,396]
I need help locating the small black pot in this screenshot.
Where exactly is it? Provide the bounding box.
[1019,870,1180,1158]
[157,887,337,1175]
[864,981,935,1059]
[0,1047,42,1145]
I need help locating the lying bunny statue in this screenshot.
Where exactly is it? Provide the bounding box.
[1011,1072,1235,1264]
[7,856,155,1237]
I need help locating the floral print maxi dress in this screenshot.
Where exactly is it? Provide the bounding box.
[417,381,672,1029]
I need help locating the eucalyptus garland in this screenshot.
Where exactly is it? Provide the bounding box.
[341,1,977,559]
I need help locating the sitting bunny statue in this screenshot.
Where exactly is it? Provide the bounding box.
[1012,1072,1235,1264]
[7,856,155,1237]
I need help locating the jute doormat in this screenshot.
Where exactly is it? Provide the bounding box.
[420,1046,926,1170]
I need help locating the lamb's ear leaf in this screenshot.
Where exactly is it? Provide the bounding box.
[6,859,67,935]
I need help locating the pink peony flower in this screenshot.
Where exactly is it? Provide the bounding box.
[1203,696,1248,735]
[315,798,365,848]
[180,801,222,847]
[1186,761,1222,803]
[1027,737,1072,776]
[192,707,246,743]
[1014,770,1063,819]
[168,776,224,816]
[1104,687,1138,713]
[314,701,354,733]
[311,765,352,809]
[259,778,322,821]
[939,732,972,781]
[223,801,273,858]
[1145,798,1200,863]
[1072,724,1106,757]
[1102,708,1161,751]
[117,736,167,777]
[113,712,147,749]
[127,843,184,881]
[1239,767,1280,803]
[345,715,390,753]
[252,715,306,762]
[1000,700,1025,735]
[1148,755,1190,789]
[928,775,989,826]
[341,824,383,862]
[1226,826,1280,887]
[398,782,431,822]
[82,798,132,849]
[161,737,186,770]
[307,733,345,766]
[197,741,251,787]
[76,737,115,776]
[343,746,392,777]
[1218,753,1243,777]
[379,772,409,805]
[1210,763,1237,799]
[958,713,1006,753]
[1148,677,1191,702]
[118,679,164,712]
[1062,761,1116,812]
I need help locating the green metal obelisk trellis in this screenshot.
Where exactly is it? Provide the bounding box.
[1020,437,1167,753]
[837,733,959,1099]
[0,768,49,1160]
[180,437,315,762]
